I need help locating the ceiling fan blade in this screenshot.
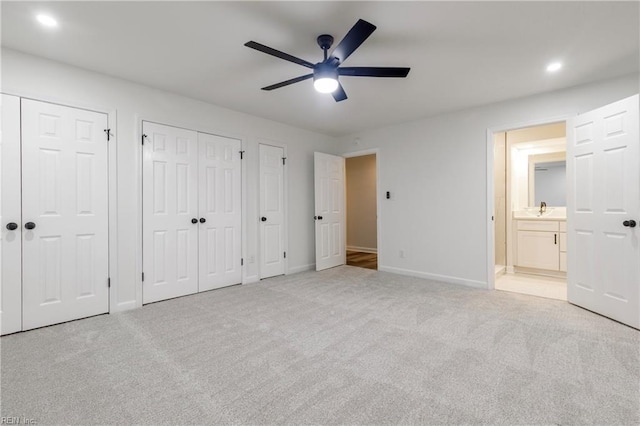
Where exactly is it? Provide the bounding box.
[339,67,410,78]
[330,19,377,63]
[261,74,314,91]
[332,83,348,102]
[245,41,315,69]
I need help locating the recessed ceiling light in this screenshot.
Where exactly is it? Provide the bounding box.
[36,14,58,28]
[546,62,562,73]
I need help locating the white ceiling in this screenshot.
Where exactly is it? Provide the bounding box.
[2,1,638,137]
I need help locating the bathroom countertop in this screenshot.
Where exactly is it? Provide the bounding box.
[513,215,566,221]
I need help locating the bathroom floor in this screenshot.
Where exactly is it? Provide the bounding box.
[495,272,567,301]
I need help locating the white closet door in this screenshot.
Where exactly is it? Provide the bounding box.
[259,144,285,279]
[198,132,242,291]
[21,99,109,330]
[567,95,640,329]
[142,122,199,303]
[1,94,22,335]
[314,152,346,271]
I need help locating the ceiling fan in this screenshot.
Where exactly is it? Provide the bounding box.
[244,19,410,102]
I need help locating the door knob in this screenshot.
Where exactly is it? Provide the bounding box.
[318,216,323,220]
[24,222,36,230]
[623,220,637,228]
[199,218,206,223]
[6,222,18,231]
[261,217,267,222]
[191,218,198,224]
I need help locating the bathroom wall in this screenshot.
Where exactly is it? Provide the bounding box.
[346,154,377,253]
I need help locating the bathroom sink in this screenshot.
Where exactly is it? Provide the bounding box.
[521,207,555,217]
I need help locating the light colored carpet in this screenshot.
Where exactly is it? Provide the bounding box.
[1,266,639,425]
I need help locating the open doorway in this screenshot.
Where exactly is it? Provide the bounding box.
[492,122,567,300]
[345,153,378,270]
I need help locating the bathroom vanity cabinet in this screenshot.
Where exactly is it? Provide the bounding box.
[515,220,566,272]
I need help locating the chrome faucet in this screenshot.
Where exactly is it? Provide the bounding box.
[539,201,547,216]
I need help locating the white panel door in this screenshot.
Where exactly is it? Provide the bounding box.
[21,99,109,330]
[314,152,345,271]
[142,122,198,303]
[567,95,640,329]
[1,94,22,335]
[259,144,285,279]
[198,132,242,291]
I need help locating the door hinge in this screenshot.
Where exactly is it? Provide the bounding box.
[142,134,148,145]
[108,277,111,288]
[282,157,287,165]
[104,128,112,141]
[240,150,245,160]
[284,251,286,259]
[142,272,145,282]
[241,258,244,266]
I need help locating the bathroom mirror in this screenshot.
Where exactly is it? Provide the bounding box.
[528,152,566,207]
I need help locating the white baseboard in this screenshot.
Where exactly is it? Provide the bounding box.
[111,300,137,313]
[243,274,259,284]
[288,263,316,274]
[379,265,488,289]
[346,246,378,254]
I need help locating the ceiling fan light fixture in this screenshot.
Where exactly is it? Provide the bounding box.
[314,77,339,93]
[313,65,339,93]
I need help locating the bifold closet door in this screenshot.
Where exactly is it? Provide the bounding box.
[21,99,109,330]
[198,133,242,291]
[142,122,199,304]
[1,94,22,335]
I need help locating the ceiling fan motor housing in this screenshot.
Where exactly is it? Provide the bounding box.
[316,34,334,51]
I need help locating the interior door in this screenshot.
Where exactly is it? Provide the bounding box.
[142,122,198,303]
[1,94,22,335]
[314,152,346,271]
[259,144,285,278]
[567,94,639,329]
[198,132,242,291]
[21,99,109,330]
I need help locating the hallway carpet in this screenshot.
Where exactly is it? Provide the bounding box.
[2,266,638,425]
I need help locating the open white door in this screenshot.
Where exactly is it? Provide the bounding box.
[259,144,285,279]
[21,99,110,330]
[1,94,22,335]
[567,94,639,329]
[314,152,346,271]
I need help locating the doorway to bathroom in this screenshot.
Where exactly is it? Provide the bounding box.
[492,121,568,300]
[344,152,378,270]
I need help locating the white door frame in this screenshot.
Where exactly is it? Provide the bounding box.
[257,139,288,277]
[342,148,381,268]
[137,116,247,307]
[1,91,118,314]
[485,116,570,290]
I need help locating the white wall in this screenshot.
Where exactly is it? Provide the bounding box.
[336,73,639,287]
[1,48,338,311]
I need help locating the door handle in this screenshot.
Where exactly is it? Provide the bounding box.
[191,218,198,224]
[317,216,323,220]
[24,222,36,230]
[554,234,557,245]
[6,222,18,231]
[261,217,267,222]
[199,218,206,223]
[623,220,637,228]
